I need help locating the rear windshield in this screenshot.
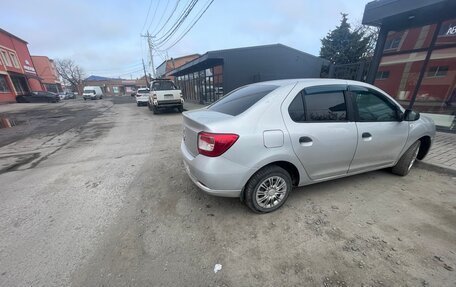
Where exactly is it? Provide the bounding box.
[152,81,177,91]
[208,84,278,116]
[84,90,95,94]
[137,89,149,93]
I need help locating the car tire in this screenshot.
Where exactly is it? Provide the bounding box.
[137,102,140,106]
[152,105,158,114]
[391,140,421,176]
[177,105,184,113]
[244,165,292,213]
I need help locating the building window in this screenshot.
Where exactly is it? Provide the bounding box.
[384,37,402,50]
[113,86,119,93]
[0,75,10,92]
[375,71,390,80]
[0,50,12,67]
[426,66,448,77]
[10,75,29,94]
[9,52,20,69]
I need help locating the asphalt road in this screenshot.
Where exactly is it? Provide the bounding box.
[0,97,455,286]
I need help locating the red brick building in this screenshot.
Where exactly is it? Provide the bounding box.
[0,28,43,103]
[156,54,200,80]
[32,56,62,93]
[363,0,456,131]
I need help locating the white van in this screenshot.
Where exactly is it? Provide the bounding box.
[83,86,104,100]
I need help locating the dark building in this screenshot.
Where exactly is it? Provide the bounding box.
[363,0,456,132]
[169,44,327,104]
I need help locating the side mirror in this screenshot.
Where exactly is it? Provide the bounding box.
[404,109,420,121]
[396,110,405,122]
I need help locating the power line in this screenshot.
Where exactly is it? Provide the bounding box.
[150,0,171,35]
[157,0,214,50]
[152,0,182,36]
[147,0,163,32]
[153,0,199,46]
[141,0,154,33]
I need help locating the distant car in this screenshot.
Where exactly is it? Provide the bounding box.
[135,88,150,106]
[83,86,103,100]
[181,79,436,213]
[58,92,75,100]
[148,79,184,113]
[16,91,60,103]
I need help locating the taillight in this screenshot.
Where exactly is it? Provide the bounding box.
[198,132,239,157]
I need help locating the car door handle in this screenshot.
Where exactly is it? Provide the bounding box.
[362,132,372,141]
[299,136,313,146]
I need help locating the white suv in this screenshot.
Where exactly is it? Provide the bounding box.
[148,80,184,114]
[135,88,150,106]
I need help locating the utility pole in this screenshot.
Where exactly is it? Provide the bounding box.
[141,31,156,79]
[142,58,149,87]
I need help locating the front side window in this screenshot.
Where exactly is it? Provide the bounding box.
[304,91,347,121]
[353,91,399,122]
[209,84,278,116]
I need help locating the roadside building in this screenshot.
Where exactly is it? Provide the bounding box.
[0,28,43,103]
[156,54,200,80]
[31,56,62,93]
[168,44,328,104]
[363,0,456,132]
[83,76,148,96]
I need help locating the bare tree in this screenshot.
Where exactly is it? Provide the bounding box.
[55,59,85,94]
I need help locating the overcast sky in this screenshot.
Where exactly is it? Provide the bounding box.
[2,0,370,79]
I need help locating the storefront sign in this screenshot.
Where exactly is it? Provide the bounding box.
[23,60,36,74]
[446,25,456,36]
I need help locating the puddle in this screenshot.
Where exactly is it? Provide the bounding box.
[0,116,24,129]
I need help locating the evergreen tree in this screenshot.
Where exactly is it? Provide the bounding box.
[320,13,374,64]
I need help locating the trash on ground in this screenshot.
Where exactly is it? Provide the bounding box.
[214,263,222,273]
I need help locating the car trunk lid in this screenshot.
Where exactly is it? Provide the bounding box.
[182,109,234,156]
[155,90,181,101]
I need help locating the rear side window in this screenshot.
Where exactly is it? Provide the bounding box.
[152,81,177,91]
[305,92,347,121]
[288,93,305,122]
[209,84,278,116]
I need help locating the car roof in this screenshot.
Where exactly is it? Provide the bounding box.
[249,78,380,89]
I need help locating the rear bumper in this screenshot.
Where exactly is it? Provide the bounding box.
[181,141,247,198]
[154,99,183,108]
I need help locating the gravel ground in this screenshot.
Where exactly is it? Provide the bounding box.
[0,97,455,286]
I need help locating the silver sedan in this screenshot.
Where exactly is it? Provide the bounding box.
[181,79,435,213]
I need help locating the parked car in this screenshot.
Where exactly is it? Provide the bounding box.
[181,79,436,213]
[83,86,103,100]
[148,79,184,113]
[58,92,75,100]
[135,88,150,106]
[16,91,60,103]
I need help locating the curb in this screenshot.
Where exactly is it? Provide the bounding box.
[415,161,456,177]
